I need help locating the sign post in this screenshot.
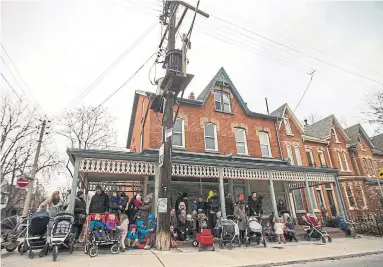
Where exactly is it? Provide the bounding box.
[377,168,383,198]
[16,176,29,189]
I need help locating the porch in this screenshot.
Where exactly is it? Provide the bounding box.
[66,148,347,222]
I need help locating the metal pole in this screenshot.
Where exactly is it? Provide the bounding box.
[218,167,226,218]
[376,178,383,198]
[22,120,46,217]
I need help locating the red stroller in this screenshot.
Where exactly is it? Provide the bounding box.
[192,229,215,252]
[302,214,332,243]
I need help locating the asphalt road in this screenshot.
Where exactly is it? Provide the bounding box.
[282,253,383,267]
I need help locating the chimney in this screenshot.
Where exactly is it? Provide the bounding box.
[304,119,308,126]
[189,92,195,100]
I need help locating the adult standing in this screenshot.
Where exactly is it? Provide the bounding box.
[89,185,109,214]
[277,199,287,216]
[207,190,220,229]
[73,191,86,241]
[248,192,258,216]
[234,200,247,244]
[175,192,189,215]
[225,193,234,216]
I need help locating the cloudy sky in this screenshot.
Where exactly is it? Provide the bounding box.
[1,0,383,191]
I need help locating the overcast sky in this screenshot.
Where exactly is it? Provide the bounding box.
[2,0,383,192]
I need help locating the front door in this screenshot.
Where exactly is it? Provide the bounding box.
[326,190,337,216]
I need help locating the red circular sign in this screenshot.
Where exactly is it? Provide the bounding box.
[16,177,29,188]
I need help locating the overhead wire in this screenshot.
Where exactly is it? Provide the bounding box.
[1,73,23,102]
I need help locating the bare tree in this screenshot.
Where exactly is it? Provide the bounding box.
[1,93,62,217]
[57,106,116,150]
[305,113,322,125]
[366,90,383,135]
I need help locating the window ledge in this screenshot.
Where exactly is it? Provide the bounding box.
[205,150,219,154]
[313,209,320,213]
[237,153,250,157]
[287,134,294,137]
[262,156,274,159]
[172,146,186,151]
[214,109,234,115]
[335,141,341,144]
[296,210,306,214]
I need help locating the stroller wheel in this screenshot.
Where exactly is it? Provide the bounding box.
[28,250,34,259]
[321,236,326,243]
[304,233,310,241]
[211,244,215,252]
[39,249,45,258]
[219,241,224,249]
[5,241,19,252]
[110,244,120,254]
[52,246,58,262]
[228,243,233,250]
[327,236,332,243]
[84,244,89,254]
[192,240,199,247]
[89,246,98,258]
[262,239,267,248]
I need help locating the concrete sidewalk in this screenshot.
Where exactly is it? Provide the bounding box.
[2,237,383,267]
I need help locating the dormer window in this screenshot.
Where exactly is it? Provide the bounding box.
[358,135,364,149]
[331,127,340,143]
[214,91,231,113]
[284,118,292,135]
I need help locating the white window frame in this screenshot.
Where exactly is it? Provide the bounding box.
[316,185,326,209]
[342,152,350,172]
[234,128,248,155]
[310,187,319,212]
[363,158,370,176]
[337,151,344,171]
[331,127,340,143]
[258,131,272,158]
[214,91,232,113]
[344,183,356,210]
[284,118,293,135]
[204,123,218,151]
[318,151,326,168]
[172,118,185,148]
[293,189,306,213]
[294,146,302,166]
[305,149,315,167]
[368,159,374,177]
[286,144,295,165]
[356,182,368,210]
[358,135,364,150]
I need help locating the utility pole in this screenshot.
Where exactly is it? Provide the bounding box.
[155,0,208,250]
[22,120,46,217]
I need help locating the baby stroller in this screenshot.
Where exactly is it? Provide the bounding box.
[246,216,266,247]
[84,213,120,257]
[1,215,28,252]
[218,216,240,250]
[302,214,332,243]
[20,211,50,259]
[50,213,75,262]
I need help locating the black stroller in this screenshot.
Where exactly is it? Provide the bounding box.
[20,211,50,259]
[1,215,28,252]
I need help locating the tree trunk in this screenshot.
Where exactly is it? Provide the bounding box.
[155,230,170,251]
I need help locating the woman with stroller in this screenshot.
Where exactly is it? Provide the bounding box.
[234,200,248,244]
[73,191,87,242]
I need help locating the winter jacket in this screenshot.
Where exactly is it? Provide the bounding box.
[117,218,129,238]
[248,197,262,215]
[225,197,234,216]
[89,220,104,231]
[89,192,109,214]
[74,197,87,225]
[128,231,138,240]
[136,221,151,242]
[207,195,220,212]
[38,199,67,218]
[170,214,178,228]
[147,214,157,231]
[234,205,248,231]
[175,196,189,214]
[109,196,122,213]
[106,220,117,231]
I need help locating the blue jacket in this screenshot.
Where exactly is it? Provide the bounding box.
[89,220,104,231]
[136,221,151,242]
[148,214,157,231]
[128,231,138,240]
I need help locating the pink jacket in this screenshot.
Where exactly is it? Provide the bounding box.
[117,218,129,237]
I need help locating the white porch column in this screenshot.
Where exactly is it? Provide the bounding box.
[218,167,226,218]
[304,172,315,215]
[143,176,148,197]
[268,171,278,218]
[228,179,234,202]
[68,158,80,214]
[246,180,251,198]
[334,175,347,219]
[154,163,160,216]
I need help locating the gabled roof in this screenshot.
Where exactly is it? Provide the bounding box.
[371,133,383,151]
[344,124,375,149]
[304,115,350,141]
[271,103,304,134]
[126,67,280,148]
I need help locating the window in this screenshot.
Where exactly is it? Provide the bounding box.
[204,123,218,151]
[234,128,248,155]
[293,189,305,211]
[337,151,344,171]
[368,159,374,177]
[342,152,350,171]
[214,91,231,113]
[310,187,318,210]
[318,151,327,168]
[345,184,356,208]
[294,146,302,166]
[316,186,325,208]
[358,136,364,149]
[172,118,185,148]
[286,145,294,165]
[331,127,340,143]
[362,158,369,175]
[284,118,292,135]
[259,131,272,157]
[306,150,315,167]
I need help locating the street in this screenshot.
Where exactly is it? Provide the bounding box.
[283,254,383,267]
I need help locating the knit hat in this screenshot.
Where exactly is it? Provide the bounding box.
[95,185,102,190]
[77,191,84,197]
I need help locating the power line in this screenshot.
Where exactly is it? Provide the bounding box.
[62,21,158,113]
[294,70,316,113]
[1,73,23,101]
[1,56,29,97]
[93,52,157,110]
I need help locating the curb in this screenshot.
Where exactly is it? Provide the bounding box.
[240,250,383,267]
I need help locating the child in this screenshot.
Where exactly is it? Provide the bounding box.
[191,210,198,235]
[274,218,286,244]
[106,214,118,240]
[197,209,208,231]
[177,210,187,241]
[88,214,106,241]
[191,200,198,212]
[213,211,222,237]
[147,213,157,231]
[127,224,138,248]
[117,214,129,252]
[170,225,178,248]
[136,220,153,249]
[185,214,193,240]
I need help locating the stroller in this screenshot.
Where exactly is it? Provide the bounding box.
[1,215,28,252]
[21,211,50,259]
[246,216,266,247]
[50,213,75,262]
[218,216,240,250]
[302,213,332,243]
[84,213,120,257]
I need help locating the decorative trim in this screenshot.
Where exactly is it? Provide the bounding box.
[80,158,156,175]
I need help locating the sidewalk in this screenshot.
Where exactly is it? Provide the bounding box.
[2,237,383,267]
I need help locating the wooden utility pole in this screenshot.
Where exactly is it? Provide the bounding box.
[22,120,46,217]
[155,0,208,250]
